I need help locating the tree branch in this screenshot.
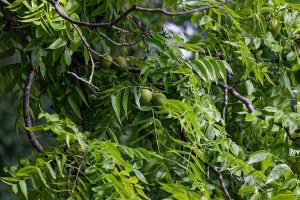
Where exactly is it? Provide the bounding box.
[46,0,131,29]
[46,0,233,28]
[209,165,232,200]
[222,88,228,121]
[23,69,44,152]
[214,81,255,112]
[71,24,96,85]
[67,71,100,91]
[1,2,44,152]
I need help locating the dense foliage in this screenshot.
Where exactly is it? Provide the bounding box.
[1,0,300,199]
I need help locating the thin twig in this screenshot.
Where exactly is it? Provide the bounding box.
[206,166,210,181]
[67,72,100,91]
[210,165,232,200]
[72,24,96,84]
[72,24,118,67]
[111,25,129,34]
[66,168,73,197]
[87,50,95,84]
[198,50,226,60]
[222,88,228,121]
[95,29,142,46]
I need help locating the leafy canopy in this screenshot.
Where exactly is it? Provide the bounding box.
[1,0,300,199]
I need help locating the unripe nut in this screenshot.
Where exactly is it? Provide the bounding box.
[115,56,127,66]
[140,89,153,103]
[101,55,113,68]
[152,93,166,106]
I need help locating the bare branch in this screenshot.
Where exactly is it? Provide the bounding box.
[214,81,255,112]
[95,29,142,46]
[111,25,129,34]
[23,69,44,152]
[46,0,108,28]
[210,165,232,200]
[87,50,95,84]
[222,88,228,121]
[67,71,100,91]
[72,24,96,85]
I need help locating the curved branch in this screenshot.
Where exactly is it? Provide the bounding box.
[46,0,233,28]
[23,69,44,152]
[214,81,255,112]
[209,165,232,200]
[1,2,44,152]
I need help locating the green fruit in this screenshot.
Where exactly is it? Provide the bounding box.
[140,89,153,103]
[152,93,166,106]
[291,161,300,174]
[231,131,243,146]
[100,55,113,68]
[115,56,127,66]
[270,19,281,36]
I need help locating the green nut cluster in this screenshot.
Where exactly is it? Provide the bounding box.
[140,89,166,106]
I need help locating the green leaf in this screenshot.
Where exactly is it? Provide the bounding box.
[75,86,90,109]
[245,113,256,122]
[122,88,129,118]
[0,48,15,59]
[133,87,140,109]
[31,47,43,69]
[269,194,296,200]
[45,162,56,179]
[248,151,270,164]
[266,164,290,184]
[36,168,49,187]
[19,180,28,199]
[48,37,68,49]
[68,96,82,120]
[134,169,148,184]
[253,37,261,49]
[200,15,212,25]
[65,0,79,14]
[12,184,18,194]
[238,185,257,196]
[64,47,72,65]
[111,93,122,124]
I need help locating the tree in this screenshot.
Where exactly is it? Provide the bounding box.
[1,0,300,199]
